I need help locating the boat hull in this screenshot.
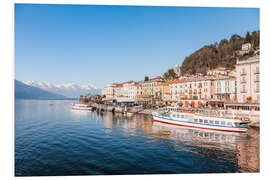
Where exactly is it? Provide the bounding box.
[152,114,248,133]
[72,107,92,111]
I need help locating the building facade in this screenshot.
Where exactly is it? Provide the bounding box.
[236,56,260,103]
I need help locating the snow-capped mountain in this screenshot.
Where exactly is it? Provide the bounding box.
[23,81,101,98]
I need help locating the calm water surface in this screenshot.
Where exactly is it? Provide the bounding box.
[15,100,259,176]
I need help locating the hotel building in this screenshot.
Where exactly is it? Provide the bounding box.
[236,56,260,103]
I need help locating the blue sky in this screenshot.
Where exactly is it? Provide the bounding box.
[15,4,259,88]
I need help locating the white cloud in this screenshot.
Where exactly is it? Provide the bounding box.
[23,81,101,98]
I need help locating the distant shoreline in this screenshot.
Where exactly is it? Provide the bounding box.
[15,98,78,101]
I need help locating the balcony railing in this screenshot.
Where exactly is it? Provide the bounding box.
[254,79,260,82]
[254,71,260,74]
[240,72,247,76]
[240,90,247,93]
[240,80,246,84]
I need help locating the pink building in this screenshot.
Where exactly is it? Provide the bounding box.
[236,56,260,103]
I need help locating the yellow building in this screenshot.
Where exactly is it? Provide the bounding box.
[142,76,164,98]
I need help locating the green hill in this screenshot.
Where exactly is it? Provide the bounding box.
[180,30,259,75]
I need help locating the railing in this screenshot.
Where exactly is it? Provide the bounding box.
[254,71,260,74]
[240,80,246,83]
[254,79,260,82]
[240,72,247,76]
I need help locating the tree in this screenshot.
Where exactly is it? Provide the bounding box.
[144,76,149,82]
[245,32,252,43]
[230,34,241,43]
[246,96,252,103]
[168,69,176,79]
[163,72,169,79]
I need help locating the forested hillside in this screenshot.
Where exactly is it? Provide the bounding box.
[180,30,260,75]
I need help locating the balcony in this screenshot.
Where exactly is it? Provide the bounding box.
[240,72,247,76]
[240,80,246,84]
[240,90,247,93]
[254,79,260,82]
[254,71,260,74]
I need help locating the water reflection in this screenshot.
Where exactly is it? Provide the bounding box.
[100,112,259,173]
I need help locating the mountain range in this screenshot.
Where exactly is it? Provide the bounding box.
[23,80,101,98]
[15,80,67,100]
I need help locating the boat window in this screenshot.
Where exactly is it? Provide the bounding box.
[209,120,214,124]
[194,119,198,123]
[199,119,203,123]
[215,120,219,125]
[204,120,209,124]
[221,121,225,126]
[227,122,232,126]
[177,115,180,118]
[173,114,176,118]
[181,115,184,118]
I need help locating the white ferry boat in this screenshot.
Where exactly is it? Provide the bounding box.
[71,103,92,111]
[152,110,249,133]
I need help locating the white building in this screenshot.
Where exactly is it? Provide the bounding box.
[242,43,252,51]
[215,76,237,101]
[102,84,117,100]
[236,56,260,103]
[207,67,228,76]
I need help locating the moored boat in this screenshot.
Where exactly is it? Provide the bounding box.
[72,103,92,111]
[152,110,249,133]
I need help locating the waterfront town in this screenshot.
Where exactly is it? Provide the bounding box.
[100,43,260,126]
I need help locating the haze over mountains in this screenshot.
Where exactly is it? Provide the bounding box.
[23,80,101,98]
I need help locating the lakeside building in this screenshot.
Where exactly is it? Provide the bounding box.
[102,84,117,100]
[223,56,260,120]
[153,82,170,105]
[207,67,228,76]
[214,76,237,101]
[236,55,260,103]
[101,55,259,118]
[114,83,124,97]
[122,81,134,98]
[167,76,217,107]
[142,76,164,98]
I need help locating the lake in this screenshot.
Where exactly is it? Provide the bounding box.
[15,99,259,176]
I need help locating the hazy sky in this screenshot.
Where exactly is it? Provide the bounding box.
[15,4,259,88]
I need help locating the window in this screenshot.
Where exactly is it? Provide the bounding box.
[256,66,259,73]
[243,95,246,102]
[227,122,232,126]
[257,94,260,102]
[256,74,259,81]
[242,68,246,74]
[256,83,260,91]
[221,121,225,126]
[242,84,246,92]
[204,120,209,124]
[177,115,180,118]
[215,121,219,125]
[255,106,260,111]
[209,120,214,124]
[199,119,203,123]
[194,119,198,123]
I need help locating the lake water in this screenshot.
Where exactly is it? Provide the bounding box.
[15,99,259,176]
